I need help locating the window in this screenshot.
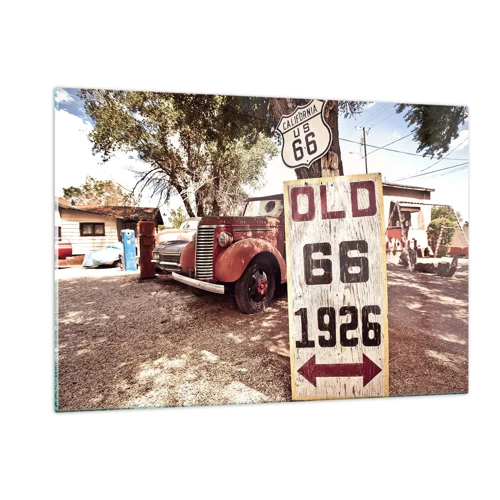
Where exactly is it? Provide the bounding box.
[180,220,200,230]
[80,223,105,237]
[264,201,276,213]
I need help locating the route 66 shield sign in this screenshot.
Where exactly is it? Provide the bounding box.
[276,99,332,169]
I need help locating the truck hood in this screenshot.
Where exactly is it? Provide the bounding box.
[197,215,282,226]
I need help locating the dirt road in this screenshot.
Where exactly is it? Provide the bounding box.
[387,262,468,396]
[55,259,468,411]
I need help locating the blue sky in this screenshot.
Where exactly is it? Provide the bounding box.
[55,89,469,221]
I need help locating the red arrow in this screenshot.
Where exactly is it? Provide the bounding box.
[297,354,382,387]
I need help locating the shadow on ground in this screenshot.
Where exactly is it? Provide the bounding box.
[57,274,291,410]
[56,262,468,411]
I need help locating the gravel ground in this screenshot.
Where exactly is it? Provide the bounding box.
[55,258,468,411]
[56,270,291,411]
[387,260,468,396]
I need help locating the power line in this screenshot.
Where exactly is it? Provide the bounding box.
[370,109,396,128]
[365,133,412,157]
[421,165,468,180]
[340,137,468,161]
[344,103,391,138]
[392,136,469,181]
[392,162,469,181]
[344,103,392,139]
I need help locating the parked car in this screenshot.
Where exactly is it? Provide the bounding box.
[171,194,286,314]
[83,242,123,268]
[57,238,73,259]
[151,239,191,274]
[155,218,201,245]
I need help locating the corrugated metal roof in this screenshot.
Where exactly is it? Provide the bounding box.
[55,198,163,223]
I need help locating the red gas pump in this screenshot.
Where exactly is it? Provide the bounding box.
[138,221,156,279]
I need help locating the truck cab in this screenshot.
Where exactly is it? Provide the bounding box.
[172,194,287,314]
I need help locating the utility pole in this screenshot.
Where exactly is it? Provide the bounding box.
[356,126,370,173]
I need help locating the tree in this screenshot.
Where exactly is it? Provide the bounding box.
[431,206,463,225]
[167,206,188,228]
[79,90,277,217]
[203,134,276,214]
[62,175,137,205]
[268,99,468,177]
[79,90,468,211]
[395,104,468,159]
[427,206,460,257]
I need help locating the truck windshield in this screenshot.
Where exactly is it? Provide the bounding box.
[243,198,284,218]
[180,220,199,230]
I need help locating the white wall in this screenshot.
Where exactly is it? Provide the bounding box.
[59,208,119,255]
[382,194,431,230]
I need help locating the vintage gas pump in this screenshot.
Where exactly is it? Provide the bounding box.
[121,229,137,271]
[138,221,156,278]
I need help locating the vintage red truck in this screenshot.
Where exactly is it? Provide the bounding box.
[172,194,286,314]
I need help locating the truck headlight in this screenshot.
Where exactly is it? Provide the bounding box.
[218,232,233,247]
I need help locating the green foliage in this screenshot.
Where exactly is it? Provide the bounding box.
[431,206,462,225]
[78,90,277,216]
[167,206,187,228]
[62,175,136,205]
[270,99,467,176]
[427,216,457,257]
[396,104,468,159]
[338,101,369,118]
[427,205,464,257]
[78,89,467,202]
[203,134,277,215]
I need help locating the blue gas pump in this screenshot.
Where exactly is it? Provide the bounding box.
[121,229,137,271]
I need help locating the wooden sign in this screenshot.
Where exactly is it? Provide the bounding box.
[284,173,389,400]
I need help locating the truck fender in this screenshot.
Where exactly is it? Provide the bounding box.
[214,238,286,283]
[180,240,195,273]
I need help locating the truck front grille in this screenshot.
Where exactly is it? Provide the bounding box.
[195,226,215,279]
[160,253,181,265]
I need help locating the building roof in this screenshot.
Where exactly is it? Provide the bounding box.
[57,197,73,208]
[56,197,115,217]
[56,198,163,224]
[78,205,162,223]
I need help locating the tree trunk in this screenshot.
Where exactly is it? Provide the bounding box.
[182,195,196,217]
[211,166,221,215]
[269,98,343,179]
[170,178,197,218]
[195,189,205,216]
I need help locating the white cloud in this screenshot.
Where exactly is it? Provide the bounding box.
[449,129,469,152]
[250,155,296,197]
[54,88,74,104]
[54,109,159,206]
[365,102,376,109]
[392,131,401,140]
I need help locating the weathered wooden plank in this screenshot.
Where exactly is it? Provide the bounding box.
[284,173,389,400]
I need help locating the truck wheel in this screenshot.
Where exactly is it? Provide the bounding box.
[235,256,276,314]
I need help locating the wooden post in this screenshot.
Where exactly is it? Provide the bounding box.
[320,152,338,178]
